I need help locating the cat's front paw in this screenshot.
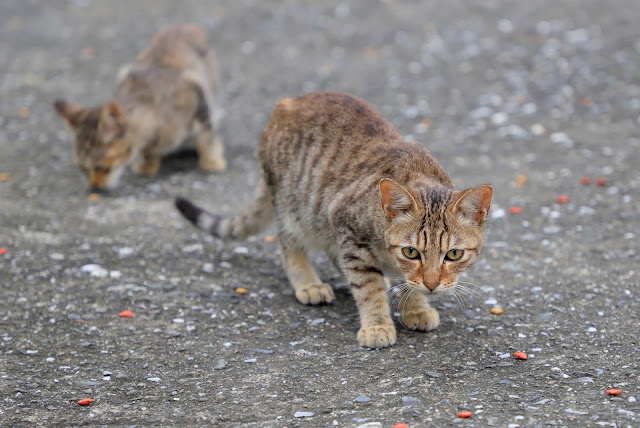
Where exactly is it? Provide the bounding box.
[358,324,397,348]
[401,307,440,331]
[133,157,161,176]
[295,283,335,305]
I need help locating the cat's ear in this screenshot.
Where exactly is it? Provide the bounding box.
[449,185,493,224]
[53,99,85,129]
[99,102,126,141]
[379,178,418,219]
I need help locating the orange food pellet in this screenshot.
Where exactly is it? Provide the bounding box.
[458,411,472,418]
[77,398,94,406]
[19,107,30,118]
[119,310,134,318]
[557,195,569,204]
[606,389,622,396]
[581,96,593,106]
[235,287,248,295]
[0,173,9,182]
[88,193,100,202]
[514,352,528,360]
[394,424,410,428]
[509,206,523,214]
[263,235,276,243]
[490,307,504,315]
[515,174,528,188]
[0,248,7,256]
[596,178,607,187]
[580,176,591,185]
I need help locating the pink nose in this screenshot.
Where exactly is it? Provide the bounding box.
[423,272,440,291]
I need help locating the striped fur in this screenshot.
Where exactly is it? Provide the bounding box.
[176,92,492,348]
[54,23,226,190]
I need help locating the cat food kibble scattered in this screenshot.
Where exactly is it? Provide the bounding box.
[264,235,276,243]
[515,174,528,188]
[596,177,607,186]
[235,287,248,295]
[77,398,94,406]
[457,411,472,418]
[19,107,30,118]
[394,424,410,428]
[0,248,7,256]
[509,206,523,214]
[514,352,528,360]
[0,173,9,182]
[89,193,100,202]
[606,389,622,395]
[557,195,569,204]
[119,310,134,318]
[580,176,591,185]
[490,307,504,315]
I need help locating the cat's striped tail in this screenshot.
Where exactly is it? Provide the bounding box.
[175,178,274,240]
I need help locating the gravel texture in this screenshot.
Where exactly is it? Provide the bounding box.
[1,0,639,426]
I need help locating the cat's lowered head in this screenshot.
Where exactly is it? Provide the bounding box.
[54,23,226,190]
[176,92,492,348]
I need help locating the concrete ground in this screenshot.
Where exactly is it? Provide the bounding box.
[1,0,639,426]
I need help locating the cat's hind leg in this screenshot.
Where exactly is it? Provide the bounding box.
[397,289,440,331]
[278,235,334,305]
[195,126,226,172]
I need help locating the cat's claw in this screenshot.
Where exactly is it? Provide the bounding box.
[401,307,440,331]
[295,283,335,305]
[358,324,397,348]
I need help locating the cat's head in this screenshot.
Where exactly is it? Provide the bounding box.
[380,178,492,295]
[54,99,133,190]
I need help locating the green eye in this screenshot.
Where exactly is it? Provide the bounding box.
[445,249,464,261]
[401,247,420,259]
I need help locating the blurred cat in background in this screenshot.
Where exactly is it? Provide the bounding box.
[54,23,226,190]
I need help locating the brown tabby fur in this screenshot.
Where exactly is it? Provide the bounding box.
[176,92,492,348]
[54,23,226,190]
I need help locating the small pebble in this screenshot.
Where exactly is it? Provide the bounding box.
[294,411,313,418]
[354,394,372,403]
[146,377,161,382]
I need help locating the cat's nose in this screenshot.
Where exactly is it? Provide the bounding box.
[423,272,440,291]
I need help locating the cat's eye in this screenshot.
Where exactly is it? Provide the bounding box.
[445,249,464,261]
[401,247,420,260]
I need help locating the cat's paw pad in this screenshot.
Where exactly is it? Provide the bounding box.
[358,324,397,348]
[295,283,335,305]
[401,307,440,331]
[199,156,227,172]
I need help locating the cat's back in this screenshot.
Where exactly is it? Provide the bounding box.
[259,91,453,190]
[136,23,211,70]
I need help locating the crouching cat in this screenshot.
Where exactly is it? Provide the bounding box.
[54,23,226,190]
[176,92,492,348]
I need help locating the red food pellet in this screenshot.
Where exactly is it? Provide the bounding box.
[514,352,528,360]
[119,310,134,318]
[580,176,592,185]
[596,178,607,186]
[606,389,622,396]
[509,206,523,214]
[394,424,410,428]
[458,411,472,418]
[77,398,94,406]
[557,195,569,204]
[0,247,7,256]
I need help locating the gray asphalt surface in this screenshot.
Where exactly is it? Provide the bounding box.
[1,1,639,426]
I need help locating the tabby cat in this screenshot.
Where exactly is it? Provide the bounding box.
[54,23,226,190]
[176,92,492,348]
